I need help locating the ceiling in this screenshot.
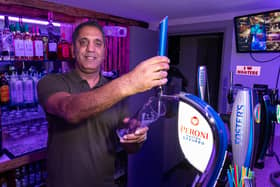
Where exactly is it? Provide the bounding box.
[46,0,279,27]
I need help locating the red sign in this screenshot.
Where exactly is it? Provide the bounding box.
[236,65,261,76]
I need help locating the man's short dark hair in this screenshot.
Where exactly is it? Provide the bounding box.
[72,20,106,46]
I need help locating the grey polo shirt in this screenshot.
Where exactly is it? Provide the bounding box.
[37,70,127,187]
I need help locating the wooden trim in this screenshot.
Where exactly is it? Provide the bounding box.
[0,0,149,28]
[0,150,46,173]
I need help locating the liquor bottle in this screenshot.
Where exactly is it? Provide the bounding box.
[32,72,40,103]
[22,72,34,104]
[15,168,22,187]
[29,164,35,186]
[41,33,49,61]
[58,32,71,61]
[47,11,58,61]
[14,22,24,61]
[9,24,15,61]
[0,73,10,106]
[33,26,43,61]
[23,24,33,61]
[14,73,24,106]
[1,16,13,61]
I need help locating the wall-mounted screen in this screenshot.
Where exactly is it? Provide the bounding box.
[234,10,280,52]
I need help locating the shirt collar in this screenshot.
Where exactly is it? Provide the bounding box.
[68,70,108,88]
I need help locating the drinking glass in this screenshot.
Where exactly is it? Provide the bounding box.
[116,96,166,138]
[116,94,179,139]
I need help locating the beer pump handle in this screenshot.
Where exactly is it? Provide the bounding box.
[158,16,168,96]
[197,66,207,101]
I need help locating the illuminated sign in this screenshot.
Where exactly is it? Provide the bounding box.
[178,101,213,173]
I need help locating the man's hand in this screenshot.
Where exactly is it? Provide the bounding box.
[120,56,170,96]
[119,118,149,144]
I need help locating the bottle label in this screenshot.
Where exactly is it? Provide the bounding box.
[24,40,34,57]
[62,45,69,58]
[35,40,44,57]
[0,85,9,102]
[49,43,57,52]
[14,39,25,57]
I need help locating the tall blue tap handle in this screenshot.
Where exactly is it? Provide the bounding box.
[158,16,168,56]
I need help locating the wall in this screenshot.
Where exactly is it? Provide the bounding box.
[168,16,280,113]
[231,38,280,89]
[168,20,233,113]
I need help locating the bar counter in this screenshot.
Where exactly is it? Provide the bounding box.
[0,149,46,174]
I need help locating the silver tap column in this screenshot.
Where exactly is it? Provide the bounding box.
[230,87,254,168]
[197,66,207,101]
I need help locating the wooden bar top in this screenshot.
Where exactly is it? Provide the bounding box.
[0,149,46,173]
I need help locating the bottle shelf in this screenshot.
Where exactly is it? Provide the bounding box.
[0,60,61,65]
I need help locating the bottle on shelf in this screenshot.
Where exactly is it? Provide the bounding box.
[22,72,34,105]
[47,11,58,61]
[0,73,10,107]
[9,24,16,61]
[11,72,24,106]
[32,72,40,104]
[23,24,33,61]
[14,22,24,61]
[19,16,24,34]
[58,32,71,61]
[41,33,49,61]
[9,71,17,106]
[1,16,13,61]
[33,26,44,61]
[15,167,22,187]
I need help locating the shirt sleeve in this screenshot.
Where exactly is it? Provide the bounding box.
[37,74,69,108]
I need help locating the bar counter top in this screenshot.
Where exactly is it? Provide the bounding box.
[0,149,46,173]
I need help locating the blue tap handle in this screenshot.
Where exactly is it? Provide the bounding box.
[158,16,168,56]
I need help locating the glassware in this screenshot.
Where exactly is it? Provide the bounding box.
[116,96,166,138]
[116,94,179,139]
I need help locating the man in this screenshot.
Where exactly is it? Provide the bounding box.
[37,21,169,187]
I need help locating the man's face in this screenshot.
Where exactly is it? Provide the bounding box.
[73,26,105,74]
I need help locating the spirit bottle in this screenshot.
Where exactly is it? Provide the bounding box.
[33,26,43,61]
[9,24,15,61]
[1,16,13,61]
[14,22,24,61]
[47,11,58,61]
[0,74,10,106]
[22,72,34,104]
[23,24,33,61]
[58,33,71,61]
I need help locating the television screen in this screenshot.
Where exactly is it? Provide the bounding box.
[234,10,280,52]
